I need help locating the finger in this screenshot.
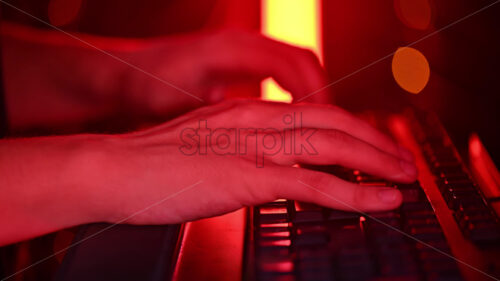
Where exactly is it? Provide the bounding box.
[256,39,330,103]
[203,30,332,103]
[136,100,413,163]
[306,105,414,161]
[248,128,417,183]
[260,165,403,212]
[206,101,413,161]
[283,103,412,161]
[283,48,331,104]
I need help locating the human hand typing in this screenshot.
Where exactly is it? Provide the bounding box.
[0,100,417,245]
[3,26,328,130]
[0,28,416,245]
[86,100,417,225]
[125,29,330,118]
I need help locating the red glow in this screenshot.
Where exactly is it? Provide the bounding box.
[469,133,500,199]
[53,229,75,263]
[14,242,30,281]
[260,222,289,228]
[259,239,291,247]
[173,210,245,281]
[260,231,290,238]
[259,207,287,214]
[394,0,433,30]
[1,22,147,52]
[48,0,83,27]
[260,260,294,272]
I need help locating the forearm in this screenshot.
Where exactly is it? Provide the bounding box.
[1,22,150,131]
[0,134,110,245]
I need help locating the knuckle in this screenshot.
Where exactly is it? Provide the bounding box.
[254,172,282,203]
[236,161,272,204]
[303,48,318,59]
[299,170,331,193]
[297,48,319,63]
[204,29,244,53]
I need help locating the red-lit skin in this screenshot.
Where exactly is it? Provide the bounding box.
[0,23,417,245]
[2,22,329,131]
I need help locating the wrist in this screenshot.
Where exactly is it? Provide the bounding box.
[0,134,124,242]
[62,134,126,224]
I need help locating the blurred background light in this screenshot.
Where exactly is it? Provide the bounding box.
[391,46,430,94]
[48,0,83,27]
[261,0,323,103]
[393,0,433,30]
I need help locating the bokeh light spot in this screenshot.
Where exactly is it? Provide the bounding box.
[48,0,82,27]
[394,0,432,30]
[392,47,430,94]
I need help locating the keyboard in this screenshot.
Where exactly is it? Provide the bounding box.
[412,110,500,244]
[245,110,500,281]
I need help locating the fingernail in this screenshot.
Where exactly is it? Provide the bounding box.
[398,144,414,162]
[400,160,418,178]
[378,188,399,203]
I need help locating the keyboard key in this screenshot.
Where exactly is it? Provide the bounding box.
[399,188,425,203]
[408,226,445,241]
[252,127,479,280]
[293,233,329,247]
[297,259,334,281]
[323,209,360,222]
[291,202,323,223]
[296,248,331,261]
[258,213,289,224]
[491,202,500,218]
[465,221,500,243]
[259,260,294,273]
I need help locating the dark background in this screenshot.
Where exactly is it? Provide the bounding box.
[322,0,500,166]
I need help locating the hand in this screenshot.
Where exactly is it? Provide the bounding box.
[88,99,417,225]
[126,29,330,118]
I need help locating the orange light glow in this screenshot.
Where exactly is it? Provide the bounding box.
[394,0,433,30]
[48,0,82,27]
[392,47,430,94]
[261,0,323,102]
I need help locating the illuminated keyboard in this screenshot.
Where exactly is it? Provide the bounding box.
[250,170,463,281]
[246,110,500,281]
